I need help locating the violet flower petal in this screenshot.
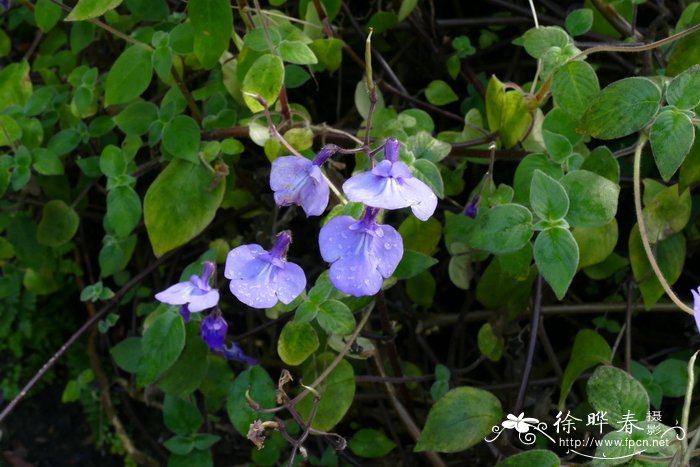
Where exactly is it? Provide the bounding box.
[201,314,228,350]
[270,156,329,216]
[225,236,306,309]
[692,287,700,334]
[319,215,403,296]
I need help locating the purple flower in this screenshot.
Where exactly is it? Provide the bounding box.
[155,262,219,315]
[201,313,257,365]
[692,287,700,333]
[224,230,306,308]
[343,138,437,221]
[464,194,480,219]
[269,145,337,217]
[0,0,9,10]
[201,313,228,349]
[319,208,403,296]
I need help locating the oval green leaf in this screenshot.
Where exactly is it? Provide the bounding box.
[415,386,503,453]
[470,204,534,255]
[296,353,355,431]
[189,0,233,69]
[650,109,695,182]
[37,200,80,247]
[104,45,153,106]
[534,226,579,300]
[66,0,123,21]
[242,54,284,112]
[587,366,649,430]
[578,77,661,140]
[561,169,619,228]
[137,310,186,386]
[144,160,225,257]
[277,321,319,366]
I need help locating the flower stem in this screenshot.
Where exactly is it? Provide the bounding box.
[632,134,693,316]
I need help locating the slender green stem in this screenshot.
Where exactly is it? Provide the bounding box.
[682,350,700,464]
[574,23,700,60]
[632,134,694,316]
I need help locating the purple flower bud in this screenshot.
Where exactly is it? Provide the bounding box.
[319,208,403,296]
[225,230,306,309]
[222,342,258,365]
[312,144,339,166]
[180,305,191,322]
[0,0,9,10]
[155,261,219,313]
[200,312,257,365]
[201,313,228,350]
[464,194,480,219]
[270,152,331,217]
[692,287,700,334]
[343,138,437,221]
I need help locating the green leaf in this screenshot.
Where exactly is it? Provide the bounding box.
[496,450,560,467]
[317,300,355,336]
[449,254,472,290]
[37,200,80,247]
[522,26,570,58]
[559,329,611,407]
[561,170,619,228]
[551,60,600,117]
[137,310,186,385]
[308,38,343,72]
[349,429,396,458]
[629,227,685,309]
[107,186,141,238]
[125,0,169,21]
[297,353,355,431]
[66,0,123,21]
[407,131,451,163]
[227,366,275,435]
[32,149,63,176]
[486,76,531,149]
[35,0,63,32]
[652,359,688,398]
[470,204,534,254]
[398,0,418,21]
[513,153,563,203]
[530,169,569,221]
[415,386,502,453]
[650,109,695,181]
[189,0,233,69]
[425,80,458,106]
[104,45,153,106]
[407,270,436,308]
[0,61,32,111]
[277,321,319,365]
[587,366,649,430]
[666,64,700,109]
[158,323,210,396]
[394,250,438,279]
[642,183,691,243]
[478,323,504,362]
[163,435,195,455]
[498,243,533,280]
[0,116,21,148]
[279,40,318,65]
[409,158,444,199]
[163,115,201,163]
[578,77,661,140]
[144,160,225,257]
[242,54,285,112]
[581,146,620,184]
[572,219,618,269]
[565,8,593,36]
[543,130,573,163]
[367,11,398,34]
[534,227,578,300]
[399,216,442,254]
[110,337,142,374]
[114,100,158,136]
[163,394,202,435]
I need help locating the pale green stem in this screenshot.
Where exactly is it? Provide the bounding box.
[632,134,694,316]
[682,351,700,464]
